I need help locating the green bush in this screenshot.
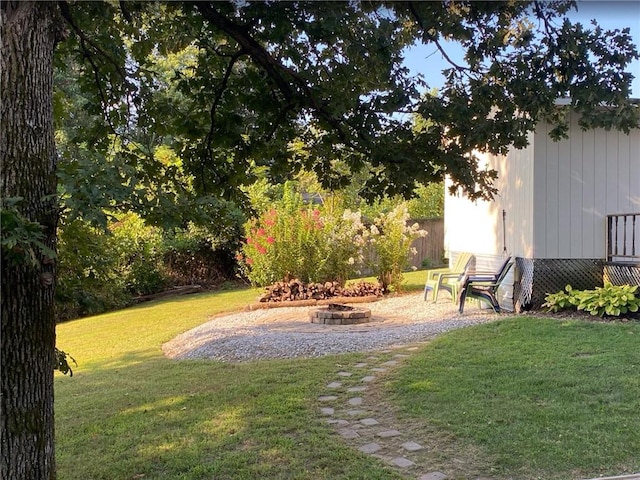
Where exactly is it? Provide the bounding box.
[109,213,168,296]
[56,218,130,321]
[541,285,579,313]
[543,283,640,317]
[238,189,425,291]
[238,186,365,286]
[363,204,426,292]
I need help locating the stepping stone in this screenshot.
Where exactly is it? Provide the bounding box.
[347,397,362,406]
[366,356,379,360]
[394,354,410,358]
[390,457,414,468]
[371,367,386,372]
[377,429,401,438]
[401,441,423,451]
[337,371,352,377]
[358,442,381,454]
[406,347,419,351]
[320,407,334,415]
[360,418,379,426]
[318,395,338,402]
[326,419,349,426]
[353,363,368,368]
[347,386,367,392]
[337,428,359,439]
[346,409,365,416]
[361,375,376,382]
[327,381,342,388]
[382,360,399,366]
[418,473,448,480]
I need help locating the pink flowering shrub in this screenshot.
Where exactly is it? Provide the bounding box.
[239,190,424,290]
[239,186,328,285]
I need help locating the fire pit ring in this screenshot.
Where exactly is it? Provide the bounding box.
[309,303,372,325]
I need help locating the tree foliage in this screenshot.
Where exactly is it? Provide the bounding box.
[55,1,639,207]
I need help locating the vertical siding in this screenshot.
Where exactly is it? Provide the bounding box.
[593,129,608,249]
[557,135,572,256]
[444,138,535,258]
[581,128,596,256]
[533,112,640,259]
[570,127,583,257]
[540,121,559,257]
[618,133,631,212]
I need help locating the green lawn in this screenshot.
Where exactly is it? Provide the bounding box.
[55,286,403,480]
[391,317,640,479]
[55,276,640,479]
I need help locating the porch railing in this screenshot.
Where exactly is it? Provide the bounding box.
[606,213,640,263]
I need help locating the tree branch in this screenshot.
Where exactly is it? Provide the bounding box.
[204,48,246,157]
[194,1,360,149]
[406,1,473,79]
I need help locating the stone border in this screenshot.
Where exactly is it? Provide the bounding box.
[245,295,381,311]
[309,306,372,325]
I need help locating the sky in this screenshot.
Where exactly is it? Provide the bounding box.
[403,0,640,97]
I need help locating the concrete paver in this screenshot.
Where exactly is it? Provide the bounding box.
[418,473,447,480]
[390,457,414,468]
[337,428,360,439]
[347,386,367,392]
[318,395,337,401]
[360,418,379,426]
[401,441,423,451]
[358,442,381,454]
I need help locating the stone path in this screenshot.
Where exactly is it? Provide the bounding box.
[316,341,492,480]
[317,342,640,480]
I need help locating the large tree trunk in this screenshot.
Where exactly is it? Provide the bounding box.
[1,2,60,479]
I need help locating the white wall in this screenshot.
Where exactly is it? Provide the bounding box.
[532,113,640,259]
[445,114,639,261]
[444,133,535,258]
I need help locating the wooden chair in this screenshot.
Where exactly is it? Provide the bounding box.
[458,256,513,313]
[424,252,474,302]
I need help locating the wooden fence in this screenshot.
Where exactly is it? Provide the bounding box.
[362,218,445,274]
[407,218,445,269]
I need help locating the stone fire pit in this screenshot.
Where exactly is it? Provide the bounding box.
[309,303,372,325]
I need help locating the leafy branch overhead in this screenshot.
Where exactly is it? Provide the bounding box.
[56,0,639,206]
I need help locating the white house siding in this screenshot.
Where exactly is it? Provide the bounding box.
[444,133,535,258]
[532,113,640,259]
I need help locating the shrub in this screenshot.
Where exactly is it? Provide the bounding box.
[316,209,366,286]
[239,191,427,291]
[239,193,364,286]
[363,204,427,292]
[110,213,168,296]
[239,199,323,286]
[163,223,240,287]
[543,284,640,317]
[56,218,130,320]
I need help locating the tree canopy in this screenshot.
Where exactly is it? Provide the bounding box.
[56,0,639,210]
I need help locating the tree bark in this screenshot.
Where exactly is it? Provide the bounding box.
[1,2,60,478]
